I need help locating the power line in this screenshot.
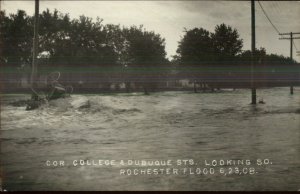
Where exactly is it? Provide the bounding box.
[258,1,299,53]
[271,2,282,15]
[292,41,298,51]
[257,1,281,35]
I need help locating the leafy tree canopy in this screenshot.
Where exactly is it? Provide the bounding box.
[176,28,213,65]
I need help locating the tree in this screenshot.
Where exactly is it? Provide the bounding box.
[1,9,170,93]
[175,28,216,91]
[67,16,117,66]
[38,11,120,89]
[38,9,71,65]
[176,28,214,65]
[122,25,168,94]
[211,23,243,63]
[104,24,129,66]
[174,24,244,91]
[238,47,266,65]
[39,12,118,67]
[264,54,297,65]
[175,24,243,65]
[0,10,33,68]
[238,47,297,65]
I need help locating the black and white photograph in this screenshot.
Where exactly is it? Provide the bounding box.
[0,0,299,191]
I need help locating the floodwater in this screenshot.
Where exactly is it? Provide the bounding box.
[1,88,299,191]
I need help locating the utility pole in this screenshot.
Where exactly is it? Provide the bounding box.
[251,0,256,104]
[30,0,39,97]
[279,32,300,95]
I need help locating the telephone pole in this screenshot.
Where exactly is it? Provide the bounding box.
[251,0,256,104]
[30,0,39,94]
[279,32,300,95]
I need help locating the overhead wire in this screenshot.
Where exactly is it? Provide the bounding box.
[257,1,299,52]
[293,41,298,52]
[272,1,299,52]
[257,1,281,35]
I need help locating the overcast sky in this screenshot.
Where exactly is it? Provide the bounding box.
[1,1,300,61]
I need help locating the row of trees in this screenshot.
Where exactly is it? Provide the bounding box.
[0,9,168,66]
[0,9,169,93]
[0,9,297,93]
[175,24,243,64]
[174,24,296,65]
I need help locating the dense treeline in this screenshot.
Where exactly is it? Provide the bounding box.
[173,24,298,90]
[0,9,298,93]
[174,24,297,65]
[0,9,169,92]
[0,9,169,66]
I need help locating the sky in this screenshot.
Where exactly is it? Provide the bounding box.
[1,0,300,61]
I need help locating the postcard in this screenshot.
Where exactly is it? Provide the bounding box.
[0,0,299,191]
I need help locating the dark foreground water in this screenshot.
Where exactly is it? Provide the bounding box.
[1,88,299,191]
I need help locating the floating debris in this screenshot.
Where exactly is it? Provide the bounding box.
[25,72,73,111]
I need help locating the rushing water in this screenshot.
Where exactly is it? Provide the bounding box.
[1,88,299,191]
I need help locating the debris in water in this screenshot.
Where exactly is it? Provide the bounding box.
[25,71,73,111]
